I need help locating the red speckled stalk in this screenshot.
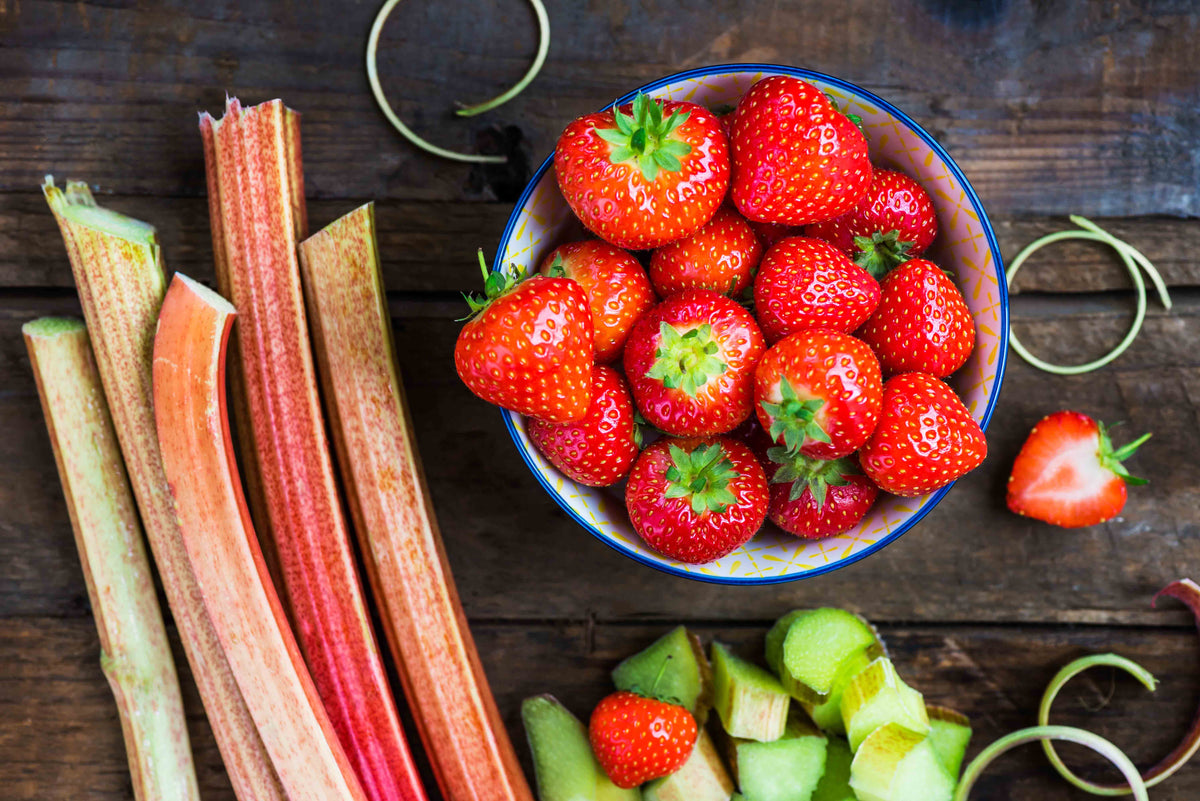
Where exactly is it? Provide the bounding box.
[152,274,367,801]
[298,204,534,801]
[199,98,428,801]
[24,317,199,801]
[42,178,285,801]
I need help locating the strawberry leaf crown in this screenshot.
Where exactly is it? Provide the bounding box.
[664,442,741,515]
[459,249,526,320]
[596,92,693,183]
[853,230,914,279]
[1097,422,1152,487]
[646,322,728,397]
[768,448,857,509]
[760,376,831,452]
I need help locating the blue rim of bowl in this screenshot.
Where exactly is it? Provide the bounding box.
[495,63,1009,585]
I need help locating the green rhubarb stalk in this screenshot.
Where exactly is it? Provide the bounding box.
[23,317,199,801]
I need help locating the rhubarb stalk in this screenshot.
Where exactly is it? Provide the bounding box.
[23,317,199,801]
[42,177,285,801]
[298,203,534,801]
[199,99,427,801]
[152,274,368,801]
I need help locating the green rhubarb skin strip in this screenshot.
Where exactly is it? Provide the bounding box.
[24,318,200,801]
[42,177,284,801]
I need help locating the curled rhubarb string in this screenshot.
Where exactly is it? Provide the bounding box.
[953,725,1148,801]
[1035,579,1200,794]
[366,0,550,163]
[1006,215,1172,375]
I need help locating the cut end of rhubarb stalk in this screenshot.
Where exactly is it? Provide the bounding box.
[172,273,236,316]
[23,316,87,338]
[841,657,930,753]
[43,176,159,247]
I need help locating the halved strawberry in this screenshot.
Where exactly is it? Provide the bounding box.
[649,206,763,299]
[555,92,730,250]
[539,240,657,364]
[766,450,879,539]
[806,168,938,277]
[859,373,986,496]
[625,437,768,564]
[753,329,882,460]
[753,236,880,343]
[1007,411,1150,528]
[623,290,766,436]
[527,365,640,487]
[454,254,593,422]
[857,258,974,378]
[730,76,872,226]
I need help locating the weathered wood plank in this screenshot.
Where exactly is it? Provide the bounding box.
[3,292,1198,625]
[3,617,1198,800]
[2,190,1198,293]
[1,0,1196,214]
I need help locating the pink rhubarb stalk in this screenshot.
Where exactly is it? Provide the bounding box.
[199,98,427,801]
[42,177,285,801]
[299,203,534,801]
[152,274,368,801]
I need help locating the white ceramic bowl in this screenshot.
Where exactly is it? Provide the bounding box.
[495,64,1008,584]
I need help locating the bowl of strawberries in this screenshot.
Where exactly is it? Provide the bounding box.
[455,64,1008,583]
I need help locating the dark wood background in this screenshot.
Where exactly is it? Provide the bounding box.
[3,1,1199,798]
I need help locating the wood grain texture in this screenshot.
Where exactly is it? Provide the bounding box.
[4,293,1198,626]
[1,0,1197,215]
[4,617,1199,801]
[4,190,1199,293]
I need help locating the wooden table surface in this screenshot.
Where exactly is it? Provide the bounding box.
[3,1,1199,799]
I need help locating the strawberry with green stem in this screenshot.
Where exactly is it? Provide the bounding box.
[555,92,730,250]
[1007,411,1150,528]
[589,687,698,789]
[454,250,594,422]
[766,450,879,539]
[625,437,768,565]
[624,289,765,436]
[754,329,883,460]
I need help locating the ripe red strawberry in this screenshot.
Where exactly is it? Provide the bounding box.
[857,258,975,377]
[625,437,768,564]
[753,329,882,460]
[555,92,730,250]
[766,451,879,539]
[859,373,987,496]
[454,256,594,423]
[649,206,763,299]
[753,236,881,343]
[730,76,872,226]
[538,240,656,363]
[526,365,640,487]
[1006,411,1150,528]
[624,290,765,436]
[589,691,698,788]
[806,169,939,277]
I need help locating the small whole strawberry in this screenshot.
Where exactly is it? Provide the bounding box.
[766,451,879,539]
[730,75,873,226]
[753,236,881,343]
[806,168,938,277]
[624,290,766,437]
[857,258,975,377]
[538,240,657,364]
[454,254,593,423]
[754,329,882,460]
[649,206,763,299]
[555,92,730,250]
[589,691,698,788]
[859,373,987,496]
[527,365,641,487]
[625,437,768,564]
[1007,411,1150,528]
